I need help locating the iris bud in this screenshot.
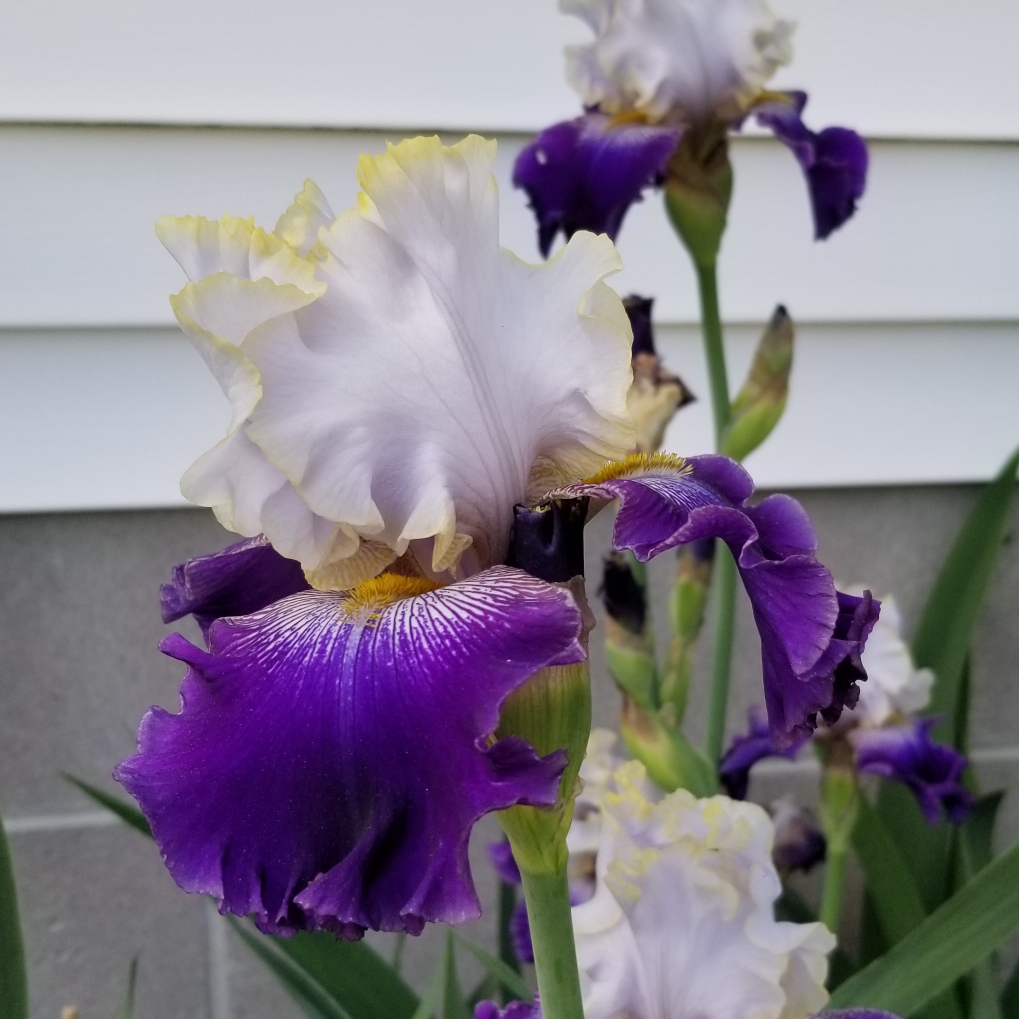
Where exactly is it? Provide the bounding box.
[663,123,733,270]
[620,695,716,797]
[723,305,794,462]
[600,551,657,710]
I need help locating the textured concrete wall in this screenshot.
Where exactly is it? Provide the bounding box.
[2,485,1016,1017]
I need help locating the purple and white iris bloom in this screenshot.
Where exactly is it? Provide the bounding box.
[117,134,872,940]
[515,0,867,253]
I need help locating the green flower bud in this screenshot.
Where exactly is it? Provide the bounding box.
[722,305,794,462]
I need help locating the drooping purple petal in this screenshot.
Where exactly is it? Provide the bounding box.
[117,566,585,938]
[719,706,804,799]
[550,456,880,747]
[752,91,868,240]
[160,535,309,637]
[475,999,541,1019]
[514,112,681,257]
[852,718,976,825]
[488,839,522,886]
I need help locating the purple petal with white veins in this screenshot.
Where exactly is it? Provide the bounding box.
[719,706,804,799]
[514,113,681,257]
[752,91,868,240]
[853,718,975,825]
[160,535,309,637]
[551,456,879,747]
[117,566,583,937]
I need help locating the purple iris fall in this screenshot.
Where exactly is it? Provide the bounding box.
[117,136,875,941]
[515,0,867,253]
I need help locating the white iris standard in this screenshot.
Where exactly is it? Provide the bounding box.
[563,0,794,124]
[573,760,835,1019]
[158,136,635,589]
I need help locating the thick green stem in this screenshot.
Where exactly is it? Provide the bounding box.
[820,845,848,934]
[696,261,736,768]
[705,543,736,766]
[519,865,585,1019]
[696,263,731,444]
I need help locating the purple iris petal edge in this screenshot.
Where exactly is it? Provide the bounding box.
[513,111,681,257]
[853,717,976,825]
[160,535,309,637]
[772,806,827,874]
[117,566,585,938]
[553,455,880,748]
[719,706,805,799]
[752,91,868,240]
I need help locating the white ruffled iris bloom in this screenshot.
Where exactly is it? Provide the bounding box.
[158,136,635,589]
[573,759,835,1019]
[850,594,933,728]
[563,0,794,125]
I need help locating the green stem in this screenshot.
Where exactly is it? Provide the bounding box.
[820,846,848,934]
[696,261,736,768]
[696,263,731,444]
[519,865,584,1019]
[705,543,736,767]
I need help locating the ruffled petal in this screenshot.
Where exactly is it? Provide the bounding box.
[116,566,583,937]
[851,719,975,825]
[547,453,880,747]
[513,113,681,256]
[487,839,522,885]
[719,706,804,800]
[573,761,834,1019]
[561,0,794,123]
[241,135,634,577]
[160,535,309,637]
[752,92,868,240]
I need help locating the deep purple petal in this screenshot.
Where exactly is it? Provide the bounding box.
[719,706,804,799]
[552,457,879,747]
[753,91,868,240]
[488,839,522,886]
[513,113,681,257]
[853,718,976,825]
[772,803,827,874]
[824,1012,903,1019]
[475,1000,541,1019]
[160,535,309,637]
[117,566,584,937]
[623,295,656,357]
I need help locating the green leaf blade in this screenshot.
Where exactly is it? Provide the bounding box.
[0,818,28,1019]
[454,933,532,1003]
[64,775,152,839]
[828,838,1019,1016]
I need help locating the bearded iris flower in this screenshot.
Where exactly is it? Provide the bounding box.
[117,135,873,941]
[515,0,868,254]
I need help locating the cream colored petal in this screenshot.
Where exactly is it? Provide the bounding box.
[274,180,336,257]
[243,135,634,574]
[562,0,795,123]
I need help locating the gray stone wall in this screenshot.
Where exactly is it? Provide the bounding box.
[2,485,1016,1017]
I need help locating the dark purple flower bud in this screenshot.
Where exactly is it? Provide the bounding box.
[600,551,647,635]
[623,295,656,357]
[514,113,682,257]
[853,718,976,825]
[719,706,805,799]
[475,999,541,1019]
[507,499,588,582]
[160,535,309,637]
[488,839,521,886]
[771,798,827,873]
[752,91,868,240]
